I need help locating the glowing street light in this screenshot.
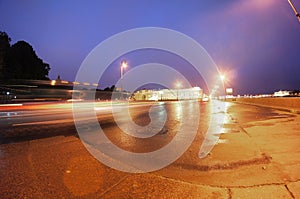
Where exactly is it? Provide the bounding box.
[175,81,182,100]
[120,60,128,81]
[219,73,234,97]
[120,60,128,98]
[175,81,182,88]
[219,74,226,82]
[288,0,300,22]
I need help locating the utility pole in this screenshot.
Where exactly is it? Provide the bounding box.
[288,0,300,22]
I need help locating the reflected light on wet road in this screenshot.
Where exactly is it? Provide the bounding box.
[1,100,231,163]
[174,102,183,120]
[199,101,232,158]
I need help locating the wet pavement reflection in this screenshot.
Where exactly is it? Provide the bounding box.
[0,100,297,197]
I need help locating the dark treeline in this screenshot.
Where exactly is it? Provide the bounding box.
[0,31,50,80]
[103,85,115,92]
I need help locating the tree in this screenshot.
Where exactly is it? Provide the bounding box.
[7,41,50,79]
[0,31,11,79]
[110,85,115,91]
[0,31,50,80]
[103,85,116,92]
[103,87,111,91]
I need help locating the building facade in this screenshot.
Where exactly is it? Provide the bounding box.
[132,87,203,101]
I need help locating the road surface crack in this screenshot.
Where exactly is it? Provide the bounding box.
[98,174,129,197]
[285,184,295,199]
[153,174,300,190]
[175,153,272,171]
[227,188,232,199]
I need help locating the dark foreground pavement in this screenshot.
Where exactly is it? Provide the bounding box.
[0,101,299,198]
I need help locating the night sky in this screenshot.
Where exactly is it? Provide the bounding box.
[1,0,300,95]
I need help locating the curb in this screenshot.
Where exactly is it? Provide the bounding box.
[231,101,300,115]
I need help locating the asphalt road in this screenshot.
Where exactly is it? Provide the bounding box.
[0,100,296,198]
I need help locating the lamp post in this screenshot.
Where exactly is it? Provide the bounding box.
[159,90,163,101]
[120,60,128,87]
[288,0,300,22]
[175,81,182,101]
[220,73,234,100]
[120,60,127,99]
[219,73,227,99]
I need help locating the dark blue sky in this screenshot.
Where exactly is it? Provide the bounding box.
[1,0,300,94]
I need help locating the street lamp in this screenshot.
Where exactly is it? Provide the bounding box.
[120,60,128,99]
[175,81,182,101]
[288,0,300,22]
[219,74,226,94]
[159,90,163,101]
[120,60,128,90]
[219,73,234,99]
[121,60,128,79]
[219,74,226,82]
